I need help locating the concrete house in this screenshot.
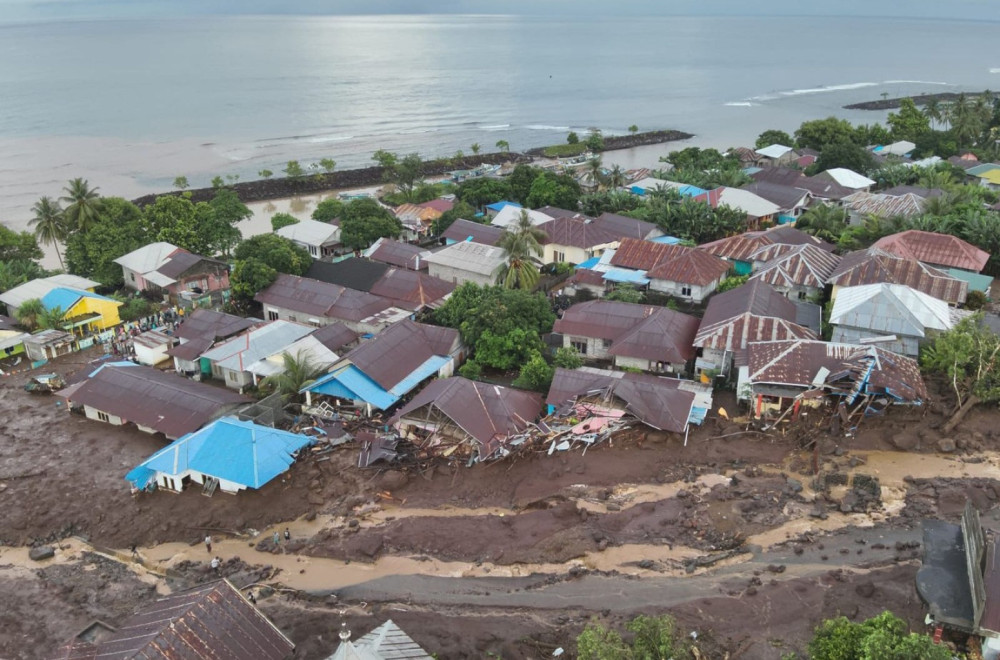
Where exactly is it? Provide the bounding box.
[167,308,258,376]
[23,329,76,362]
[275,218,341,259]
[553,300,700,374]
[829,283,968,357]
[0,273,99,318]
[694,187,781,229]
[423,241,507,287]
[441,218,504,246]
[754,143,797,167]
[114,242,230,305]
[841,191,927,225]
[132,329,177,366]
[828,249,968,306]
[740,181,812,224]
[199,320,317,390]
[607,238,731,303]
[748,244,841,300]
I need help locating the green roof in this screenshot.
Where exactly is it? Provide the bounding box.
[946,268,993,293]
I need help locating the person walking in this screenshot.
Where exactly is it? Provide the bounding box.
[210,556,220,573]
[130,543,139,559]
[205,535,212,553]
[273,531,280,546]
[283,528,291,542]
[247,590,257,605]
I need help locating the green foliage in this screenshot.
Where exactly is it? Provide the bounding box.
[965,290,987,310]
[755,129,794,149]
[312,198,344,223]
[663,147,732,171]
[318,158,337,174]
[495,139,510,153]
[60,178,103,233]
[14,298,45,331]
[382,181,451,207]
[230,257,278,301]
[118,296,156,322]
[432,200,477,236]
[270,213,299,231]
[810,140,875,175]
[0,259,45,294]
[525,171,581,210]
[628,124,639,134]
[29,196,67,269]
[794,116,859,151]
[553,346,584,369]
[476,328,545,371]
[567,131,580,145]
[458,360,482,380]
[542,143,589,158]
[580,191,642,216]
[605,284,643,303]
[871,161,918,189]
[339,198,403,250]
[627,192,744,245]
[233,233,312,275]
[854,122,893,147]
[922,313,1000,406]
[576,614,687,660]
[887,98,932,143]
[145,192,244,258]
[496,210,545,290]
[173,176,189,190]
[283,160,305,180]
[211,176,225,189]
[258,169,274,179]
[512,350,554,391]
[37,304,66,330]
[508,164,541,205]
[64,197,146,286]
[470,143,481,154]
[373,151,424,200]
[0,225,44,264]
[716,274,749,293]
[585,129,605,152]
[913,130,959,159]
[261,351,325,400]
[808,611,948,660]
[456,177,511,210]
[795,204,849,243]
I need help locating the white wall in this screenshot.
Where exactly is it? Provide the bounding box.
[427,263,495,287]
[649,278,718,303]
[135,343,171,366]
[84,405,124,426]
[562,334,610,360]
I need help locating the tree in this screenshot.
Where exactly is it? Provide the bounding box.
[577,615,687,660]
[312,198,344,223]
[64,197,146,286]
[339,198,403,250]
[60,178,103,232]
[496,210,545,290]
[628,124,639,135]
[258,169,274,179]
[922,314,1000,432]
[271,213,299,231]
[554,346,584,369]
[456,177,510,210]
[605,284,644,303]
[512,350,554,391]
[233,233,312,275]
[916,166,953,188]
[476,328,545,370]
[755,129,794,149]
[663,146,730,171]
[29,196,67,270]
[458,360,482,380]
[811,140,875,175]
[470,143,481,155]
[319,158,336,174]
[716,274,749,293]
[585,129,605,152]
[283,160,305,181]
[567,131,580,145]
[0,259,44,294]
[146,194,241,258]
[525,171,581,210]
[495,139,510,153]
[37,305,66,331]
[585,156,605,190]
[211,176,225,189]
[947,93,985,149]
[173,176,189,190]
[887,98,932,143]
[607,165,626,190]
[230,257,277,302]
[923,98,944,129]
[432,200,476,235]
[373,150,424,201]
[261,351,325,400]
[796,204,848,243]
[794,116,858,151]
[0,226,43,264]
[808,611,948,660]
[15,298,45,331]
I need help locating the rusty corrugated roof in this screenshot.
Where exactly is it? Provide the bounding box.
[343,319,458,390]
[699,233,773,262]
[695,280,816,352]
[873,230,990,272]
[610,237,686,271]
[440,219,504,246]
[749,244,841,289]
[174,309,257,342]
[646,248,732,287]
[829,249,968,305]
[255,273,393,322]
[365,239,430,270]
[368,269,455,310]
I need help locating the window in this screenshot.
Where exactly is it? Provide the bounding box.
[554,250,566,263]
[96,411,110,423]
[797,291,808,300]
[602,339,613,349]
[570,340,588,355]
[267,310,279,321]
[129,272,135,282]
[227,371,239,382]
[681,286,692,297]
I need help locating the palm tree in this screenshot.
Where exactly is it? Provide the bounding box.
[29,196,67,270]
[585,156,605,190]
[796,204,848,243]
[495,139,510,153]
[947,94,983,149]
[37,305,66,331]
[261,351,325,400]
[922,98,943,129]
[495,210,545,290]
[15,298,45,331]
[607,165,626,189]
[921,194,957,218]
[60,178,103,232]
[916,167,954,189]
[470,143,481,155]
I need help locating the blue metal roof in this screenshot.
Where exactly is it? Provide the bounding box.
[650,236,682,245]
[40,287,115,312]
[629,186,647,196]
[485,201,521,212]
[602,268,650,285]
[307,364,398,409]
[126,417,313,490]
[677,185,707,197]
[388,354,450,397]
[576,256,601,270]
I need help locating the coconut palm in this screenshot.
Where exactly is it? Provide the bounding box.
[922,98,943,129]
[60,178,103,232]
[916,167,954,189]
[947,94,983,149]
[796,204,848,243]
[15,298,45,331]
[607,165,626,189]
[29,196,67,270]
[261,351,325,400]
[586,156,605,191]
[37,305,66,331]
[495,210,545,290]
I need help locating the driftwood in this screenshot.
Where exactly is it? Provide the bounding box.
[943,394,980,435]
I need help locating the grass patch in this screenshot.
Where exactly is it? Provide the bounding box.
[542,143,589,158]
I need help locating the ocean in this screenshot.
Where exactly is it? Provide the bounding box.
[1,13,998,245]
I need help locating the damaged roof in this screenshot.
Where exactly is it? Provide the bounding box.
[749,244,842,289]
[829,249,968,305]
[390,377,543,456]
[872,230,990,272]
[199,321,317,373]
[546,368,696,434]
[841,191,927,219]
[59,364,249,439]
[339,319,458,391]
[56,579,294,660]
[695,280,817,354]
[255,274,394,322]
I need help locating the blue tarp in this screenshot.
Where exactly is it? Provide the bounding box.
[602,268,650,285]
[677,185,707,197]
[486,201,521,212]
[576,256,601,270]
[127,418,313,490]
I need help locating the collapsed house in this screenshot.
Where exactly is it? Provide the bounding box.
[742,339,927,419]
[389,376,544,462]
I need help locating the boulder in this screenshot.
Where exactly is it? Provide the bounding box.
[938,438,957,453]
[29,546,55,561]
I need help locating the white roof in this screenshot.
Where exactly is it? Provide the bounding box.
[820,168,876,190]
[906,156,942,169]
[755,144,795,159]
[113,242,179,274]
[423,241,506,276]
[0,274,99,310]
[200,320,316,372]
[246,334,341,378]
[275,219,341,247]
[881,141,916,156]
[326,619,432,660]
[716,188,781,218]
[830,283,957,337]
[489,205,553,228]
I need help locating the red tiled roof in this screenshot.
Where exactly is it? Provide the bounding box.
[872,230,990,272]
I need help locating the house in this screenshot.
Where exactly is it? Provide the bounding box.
[876,140,916,157]
[419,198,454,215]
[362,237,431,270]
[441,218,504,246]
[965,162,1000,185]
[829,283,967,356]
[841,191,927,224]
[828,249,968,306]
[423,241,507,287]
[0,315,29,358]
[880,185,946,199]
[872,229,990,273]
[168,308,258,375]
[245,324,358,386]
[698,226,833,276]
[748,244,841,300]
[390,377,544,461]
[813,168,875,191]
[755,144,797,167]
[113,242,230,305]
[57,363,249,438]
[553,300,699,374]
[976,169,1000,191]
[743,339,927,415]
[132,329,177,366]
[255,273,407,334]
[740,181,812,223]
[23,329,76,362]
[484,200,521,218]
[327,619,432,660]
[750,167,854,202]
[546,367,705,435]
[199,320,317,390]
[0,273,99,317]
[394,203,439,236]
[306,258,391,292]
[303,319,462,414]
[645,248,732,302]
[536,212,659,264]
[694,187,780,228]
[489,205,554,228]
[368,268,456,311]
[125,417,313,495]
[39,287,122,337]
[562,268,607,299]
[275,218,341,259]
[54,580,294,659]
[693,279,818,378]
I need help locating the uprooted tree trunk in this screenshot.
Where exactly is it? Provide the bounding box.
[943,394,981,435]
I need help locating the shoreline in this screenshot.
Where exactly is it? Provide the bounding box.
[844,90,1000,110]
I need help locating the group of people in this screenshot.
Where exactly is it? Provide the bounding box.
[109,306,187,359]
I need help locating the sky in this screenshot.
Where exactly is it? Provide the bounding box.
[2,0,1000,23]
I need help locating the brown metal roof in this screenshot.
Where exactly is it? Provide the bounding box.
[873,230,990,272]
[309,322,359,353]
[305,259,391,292]
[440,219,504,246]
[567,268,606,287]
[695,280,816,352]
[343,319,459,390]
[749,244,842,289]
[539,216,619,250]
[175,309,258,342]
[366,239,429,270]
[759,226,836,252]
[368,269,456,311]
[829,249,968,305]
[64,365,249,438]
[156,250,224,279]
[546,368,695,434]
[699,233,773,262]
[645,249,732,287]
[390,377,543,456]
[610,237,686,271]
[842,191,927,219]
[740,182,811,210]
[167,336,214,362]
[594,212,659,240]
[55,579,294,660]
[255,274,393,322]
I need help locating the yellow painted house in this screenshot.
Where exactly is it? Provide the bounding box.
[41,287,122,335]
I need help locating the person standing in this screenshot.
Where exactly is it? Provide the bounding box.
[272,531,280,546]
[283,528,291,542]
[205,535,212,553]
[247,590,257,605]
[210,556,220,573]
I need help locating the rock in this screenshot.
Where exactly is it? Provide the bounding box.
[890,432,918,451]
[938,438,957,453]
[637,559,655,569]
[786,478,803,494]
[597,539,609,551]
[29,546,55,561]
[855,581,876,598]
[348,519,359,528]
[305,512,317,522]
[606,503,621,512]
